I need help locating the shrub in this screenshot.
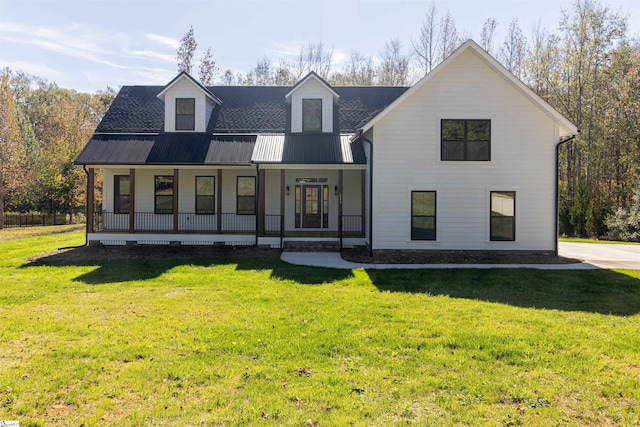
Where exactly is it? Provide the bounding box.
[606,187,640,242]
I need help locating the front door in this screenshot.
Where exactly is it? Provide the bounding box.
[302,185,321,228]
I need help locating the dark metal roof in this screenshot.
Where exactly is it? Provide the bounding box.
[75,134,256,166]
[95,85,409,134]
[252,134,365,164]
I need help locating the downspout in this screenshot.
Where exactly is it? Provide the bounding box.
[555,133,578,255]
[356,132,374,258]
[255,163,260,247]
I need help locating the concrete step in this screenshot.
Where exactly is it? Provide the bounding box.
[282,240,340,252]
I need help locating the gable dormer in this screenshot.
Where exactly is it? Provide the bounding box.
[157,71,221,133]
[286,71,339,133]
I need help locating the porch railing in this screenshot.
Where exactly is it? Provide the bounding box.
[93,211,259,234]
[341,215,364,237]
[92,212,363,242]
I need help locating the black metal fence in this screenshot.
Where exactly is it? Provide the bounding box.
[91,211,363,240]
[2,212,84,228]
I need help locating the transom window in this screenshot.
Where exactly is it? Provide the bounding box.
[441,119,491,161]
[490,191,516,241]
[176,98,195,131]
[195,176,215,214]
[114,175,130,214]
[302,99,322,132]
[411,191,436,240]
[237,176,256,215]
[155,175,174,214]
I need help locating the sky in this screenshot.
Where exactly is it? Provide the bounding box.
[1,0,638,93]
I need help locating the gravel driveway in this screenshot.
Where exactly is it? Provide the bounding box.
[558,242,640,269]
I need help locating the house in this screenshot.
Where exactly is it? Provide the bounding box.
[75,40,577,255]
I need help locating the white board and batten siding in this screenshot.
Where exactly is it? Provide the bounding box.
[289,78,335,133]
[162,77,216,133]
[371,48,561,251]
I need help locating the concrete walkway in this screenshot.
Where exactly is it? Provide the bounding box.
[281,242,640,270]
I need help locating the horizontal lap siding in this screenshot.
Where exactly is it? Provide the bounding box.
[290,79,334,133]
[373,49,557,250]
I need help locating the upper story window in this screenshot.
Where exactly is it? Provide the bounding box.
[441,119,491,161]
[176,98,195,131]
[302,99,322,132]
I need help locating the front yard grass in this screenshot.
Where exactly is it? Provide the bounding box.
[1,228,639,426]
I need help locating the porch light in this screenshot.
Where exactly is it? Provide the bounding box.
[334,184,339,195]
[286,184,290,195]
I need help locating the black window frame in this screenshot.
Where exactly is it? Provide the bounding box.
[411,191,437,241]
[236,176,256,215]
[154,175,174,215]
[175,98,195,131]
[302,98,323,133]
[490,191,516,241]
[195,176,215,215]
[114,175,130,214]
[441,119,491,161]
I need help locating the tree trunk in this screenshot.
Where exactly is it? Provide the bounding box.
[0,171,4,230]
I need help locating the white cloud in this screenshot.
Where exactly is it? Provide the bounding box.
[146,33,180,50]
[125,50,175,63]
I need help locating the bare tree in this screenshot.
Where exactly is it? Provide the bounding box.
[177,26,197,74]
[343,51,375,85]
[273,59,295,85]
[412,2,440,75]
[198,47,217,86]
[378,39,410,85]
[439,11,460,62]
[480,18,498,55]
[499,19,528,79]
[292,42,333,79]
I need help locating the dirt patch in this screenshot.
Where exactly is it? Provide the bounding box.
[342,247,581,264]
[29,244,281,264]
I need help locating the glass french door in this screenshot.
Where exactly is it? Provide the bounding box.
[295,184,329,229]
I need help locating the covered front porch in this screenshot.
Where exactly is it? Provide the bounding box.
[85,166,366,248]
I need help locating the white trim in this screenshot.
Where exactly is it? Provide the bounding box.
[361,39,577,137]
[285,72,339,102]
[259,164,365,170]
[88,233,255,245]
[157,72,221,104]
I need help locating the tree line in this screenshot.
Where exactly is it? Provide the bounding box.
[1,0,638,239]
[0,70,115,227]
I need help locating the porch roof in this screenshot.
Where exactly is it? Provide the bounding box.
[252,134,365,165]
[75,134,256,166]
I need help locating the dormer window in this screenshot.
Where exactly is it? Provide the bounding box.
[302,99,322,133]
[176,98,195,131]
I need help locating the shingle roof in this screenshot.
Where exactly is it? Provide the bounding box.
[95,85,408,134]
[252,134,365,164]
[75,134,255,165]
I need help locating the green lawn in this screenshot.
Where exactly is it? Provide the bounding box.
[1,228,639,426]
[559,236,639,245]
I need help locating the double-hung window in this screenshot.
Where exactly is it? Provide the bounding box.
[237,176,256,215]
[155,175,174,214]
[441,119,491,161]
[176,98,195,131]
[302,99,322,132]
[114,175,130,214]
[195,176,215,214]
[411,191,436,240]
[490,191,516,241]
